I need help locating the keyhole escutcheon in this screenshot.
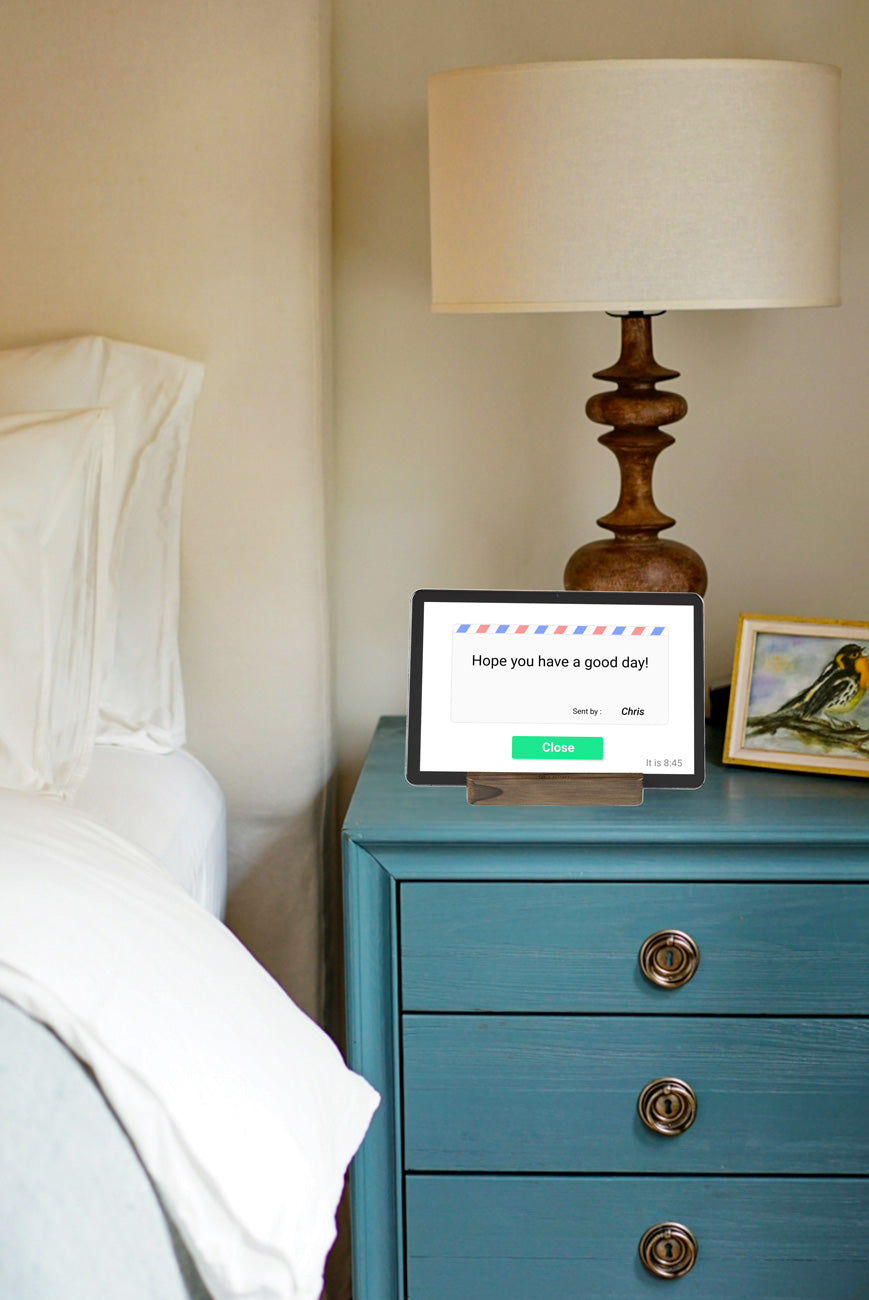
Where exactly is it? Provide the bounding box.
[639,930,700,989]
[639,1223,698,1279]
[638,1077,698,1137]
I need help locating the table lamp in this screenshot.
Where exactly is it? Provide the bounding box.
[428,59,840,594]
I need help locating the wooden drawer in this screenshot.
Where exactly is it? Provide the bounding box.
[405,1175,869,1299]
[403,1015,869,1173]
[400,882,869,1013]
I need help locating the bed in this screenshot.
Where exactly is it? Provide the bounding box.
[0,336,377,1300]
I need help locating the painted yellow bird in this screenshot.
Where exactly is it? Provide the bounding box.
[772,643,869,721]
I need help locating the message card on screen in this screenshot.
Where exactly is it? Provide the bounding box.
[451,623,668,724]
[407,590,704,789]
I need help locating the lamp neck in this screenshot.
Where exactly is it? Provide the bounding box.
[565,312,706,593]
[595,313,679,388]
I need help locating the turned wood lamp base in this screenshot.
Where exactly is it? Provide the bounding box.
[563,312,707,597]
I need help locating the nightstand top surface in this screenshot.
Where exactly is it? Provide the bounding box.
[343,716,869,847]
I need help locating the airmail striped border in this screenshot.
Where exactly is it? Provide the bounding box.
[455,623,666,636]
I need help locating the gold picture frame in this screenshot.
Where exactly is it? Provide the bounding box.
[723,614,869,778]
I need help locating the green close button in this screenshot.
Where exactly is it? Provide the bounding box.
[512,735,604,761]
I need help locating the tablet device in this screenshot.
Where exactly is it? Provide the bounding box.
[407,589,704,789]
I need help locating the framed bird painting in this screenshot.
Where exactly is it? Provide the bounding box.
[724,613,869,778]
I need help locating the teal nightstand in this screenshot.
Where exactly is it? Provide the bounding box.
[342,717,869,1298]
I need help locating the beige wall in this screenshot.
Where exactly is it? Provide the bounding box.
[332,0,869,803]
[2,0,866,1012]
[0,0,332,1018]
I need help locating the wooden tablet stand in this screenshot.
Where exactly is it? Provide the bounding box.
[466,771,644,806]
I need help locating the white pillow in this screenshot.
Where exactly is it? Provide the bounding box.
[0,789,379,1300]
[0,336,204,751]
[0,409,113,794]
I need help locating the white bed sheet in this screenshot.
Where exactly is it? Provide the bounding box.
[71,747,227,916]
[0,788,378,1300]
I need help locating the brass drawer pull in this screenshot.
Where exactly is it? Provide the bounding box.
[639,930,699,988]
[638,1077,697,1136]
[639,1222,698,1279]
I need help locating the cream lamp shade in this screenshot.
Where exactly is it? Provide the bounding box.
[428,59,840,313]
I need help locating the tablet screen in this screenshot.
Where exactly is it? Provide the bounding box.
[407,589,705,788]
